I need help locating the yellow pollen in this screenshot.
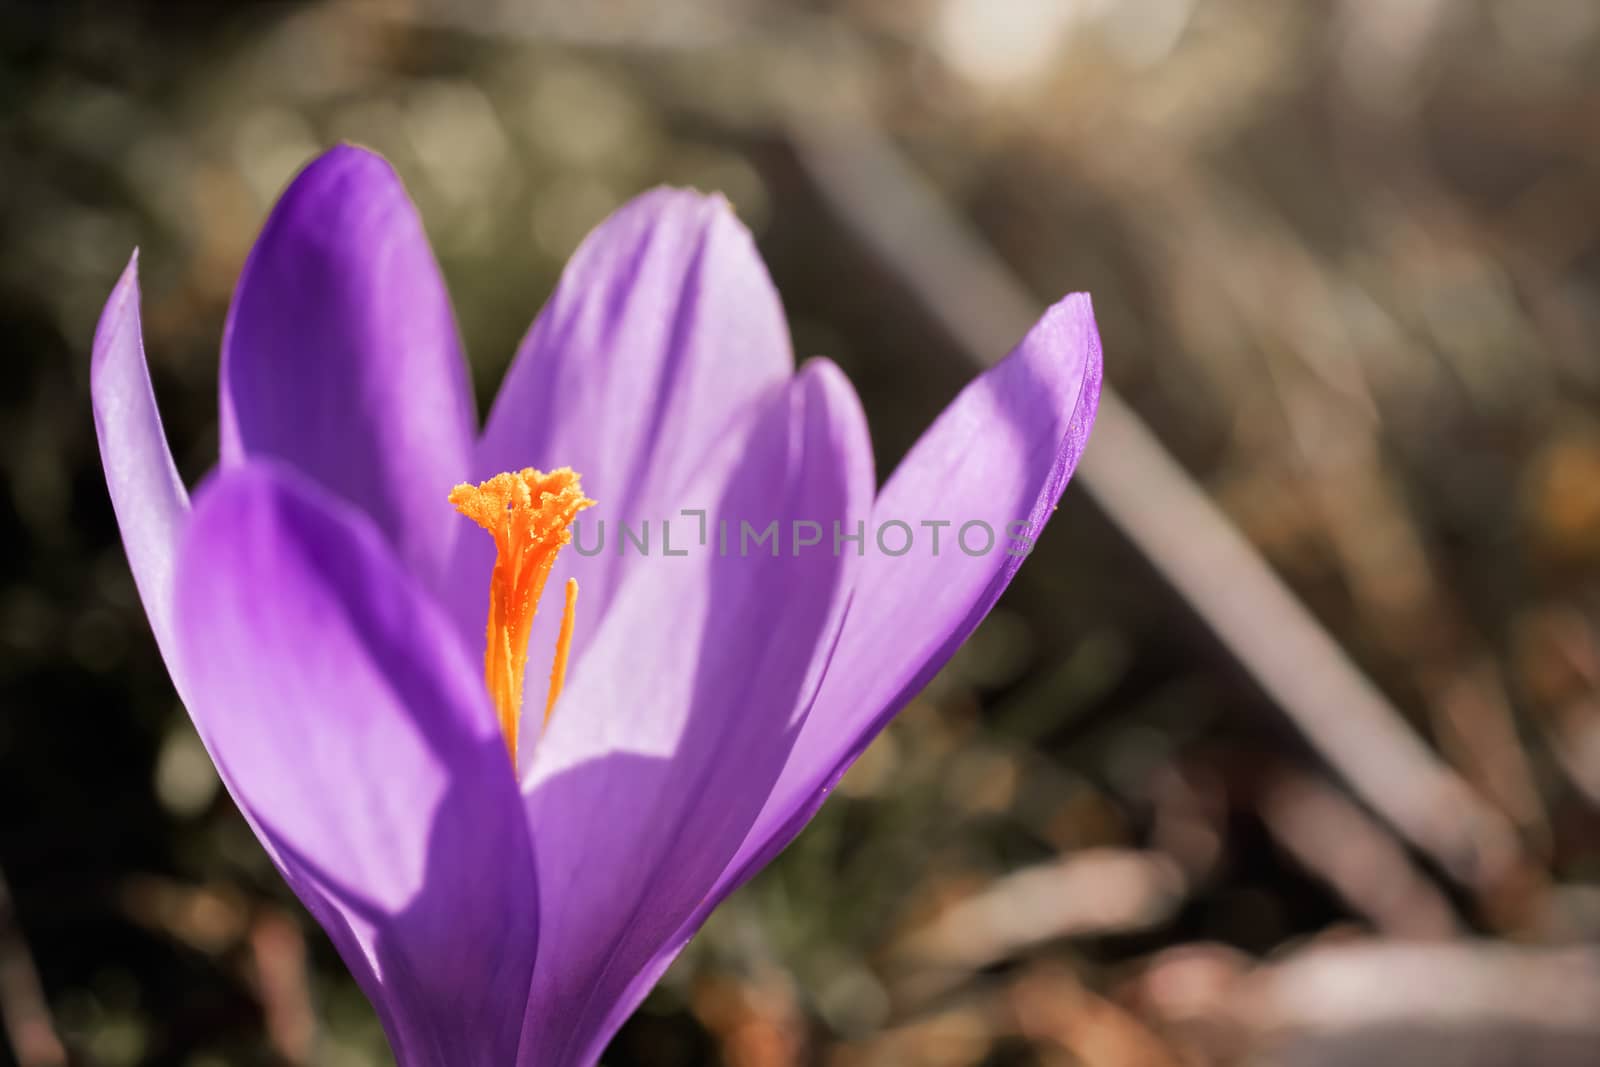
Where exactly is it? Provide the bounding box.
[449,467,594,767]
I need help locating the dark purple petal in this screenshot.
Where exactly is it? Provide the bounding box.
[447,189,792,676]
[174,463,537,1067]
[515,360,874,1066]
[220,145,474,589]
[635,294,1102,993]
[91,253,190,667]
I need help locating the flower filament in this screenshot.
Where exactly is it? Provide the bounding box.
[449,467,594,766]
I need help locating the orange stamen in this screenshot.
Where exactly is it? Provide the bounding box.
[545,578,579,727]
[449,468,594,767]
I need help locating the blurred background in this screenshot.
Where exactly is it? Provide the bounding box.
[4,0,1600,1064]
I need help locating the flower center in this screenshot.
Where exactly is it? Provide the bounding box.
[449,467,594,767]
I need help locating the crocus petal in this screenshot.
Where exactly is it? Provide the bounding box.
[646,295,1102,975]
[90,252,190,667]
[220,145,474,588]
[174,463,538,1067]
[516,359,874,1066]
[449,189,793,667]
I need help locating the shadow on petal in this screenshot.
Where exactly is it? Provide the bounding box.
[262,764,539,1067]
[515,364,871,1066]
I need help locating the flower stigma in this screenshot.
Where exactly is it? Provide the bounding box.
[449,467,595,767]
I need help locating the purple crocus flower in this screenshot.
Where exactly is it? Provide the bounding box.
[91,145,1101,1065]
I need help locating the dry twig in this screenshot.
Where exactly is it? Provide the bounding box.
[787,113,1522,895]
[888,849,1187,1003]
[0,863,66,1067]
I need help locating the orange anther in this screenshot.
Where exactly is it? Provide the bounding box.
[449,468,593,767]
